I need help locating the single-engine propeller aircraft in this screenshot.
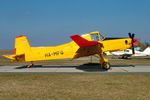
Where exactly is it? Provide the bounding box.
[3,31,137,70]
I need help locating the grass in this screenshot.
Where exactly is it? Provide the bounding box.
[0,74,150,100]
[0,50,150,100]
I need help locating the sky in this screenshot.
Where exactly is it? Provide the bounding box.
[0,0,150,49]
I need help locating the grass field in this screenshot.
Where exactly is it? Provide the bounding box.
[0,74,150,100]
[0,50,150,100]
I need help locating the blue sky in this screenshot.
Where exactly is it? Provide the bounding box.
[0,0,150,49]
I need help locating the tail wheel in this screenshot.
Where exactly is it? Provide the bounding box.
[102,62,111,70]
[27,63,34,68]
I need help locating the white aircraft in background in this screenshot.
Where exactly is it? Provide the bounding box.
[110,46,150,59]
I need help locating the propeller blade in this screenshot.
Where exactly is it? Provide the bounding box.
[128,32,136,54]
[132,46,135,54]
[128,32,132,38]
[131,33,135,39]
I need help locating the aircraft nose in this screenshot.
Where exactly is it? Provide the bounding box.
[133,38,138,42]
[132,38,138,46]
[133,43,138,46]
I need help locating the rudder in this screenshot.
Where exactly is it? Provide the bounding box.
[15,35,31,55]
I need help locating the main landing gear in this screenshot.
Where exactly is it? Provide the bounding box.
[98,51,111,70]
[101,62,111,70]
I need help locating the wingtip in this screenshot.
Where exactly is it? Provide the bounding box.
[70,35,80,39]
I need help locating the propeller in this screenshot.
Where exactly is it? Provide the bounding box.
[128,32,137,54]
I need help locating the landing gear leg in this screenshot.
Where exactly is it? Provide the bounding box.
[27,61,34,68]
[98,52,111,70]
[96,44,111,70]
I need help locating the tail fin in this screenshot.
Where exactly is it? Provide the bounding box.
[15,35,31,55]
[143,46,150,55]
[3,35,31,62]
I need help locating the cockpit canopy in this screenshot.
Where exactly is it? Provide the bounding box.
[90,32,105,41]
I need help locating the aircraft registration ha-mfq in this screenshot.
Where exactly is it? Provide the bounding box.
[3,31,137,70]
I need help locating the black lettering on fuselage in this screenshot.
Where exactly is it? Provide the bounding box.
[45,50,64,57]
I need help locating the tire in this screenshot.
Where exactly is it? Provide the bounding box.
[102,62,111,70]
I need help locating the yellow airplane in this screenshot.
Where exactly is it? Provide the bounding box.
[3,31,137,70]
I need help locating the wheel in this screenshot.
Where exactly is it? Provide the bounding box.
[102,62,111,70]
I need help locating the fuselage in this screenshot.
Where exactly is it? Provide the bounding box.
[3,31,132,62]
[25,33,132,61]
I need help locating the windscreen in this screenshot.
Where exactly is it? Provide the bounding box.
[91,34,99,41]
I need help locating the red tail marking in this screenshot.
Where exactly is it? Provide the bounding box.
[14,48,16,54]
[70,35,99,47]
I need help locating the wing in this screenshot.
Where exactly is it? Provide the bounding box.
[70,35,99,47]
[70,35,102,58]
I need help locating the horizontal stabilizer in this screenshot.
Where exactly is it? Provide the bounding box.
[3,54,16,60]
[3,54,25,62]
[70,35,99,47]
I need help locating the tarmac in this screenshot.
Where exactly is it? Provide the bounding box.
[0,65,150,74]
